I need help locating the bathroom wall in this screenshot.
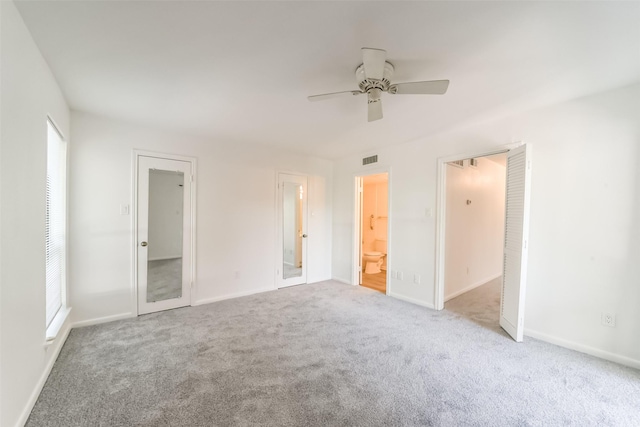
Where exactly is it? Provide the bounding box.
[444,157,506,301]
[362,175,388,253]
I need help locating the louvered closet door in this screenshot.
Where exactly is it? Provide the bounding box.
[500,144,532,342]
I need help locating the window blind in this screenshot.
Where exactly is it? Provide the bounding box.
[46,120,65,327]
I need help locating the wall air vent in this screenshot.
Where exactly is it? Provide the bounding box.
[448,160,464,168]
[469,158,479,168]
[362,155,378,166]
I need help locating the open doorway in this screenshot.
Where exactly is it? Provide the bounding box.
[436,144,532,341]
[443,154,506,330]
[356,173,389,294]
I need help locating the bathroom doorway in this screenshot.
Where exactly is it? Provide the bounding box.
[356,173,389,294]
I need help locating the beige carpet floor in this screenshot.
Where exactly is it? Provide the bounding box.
[27,280,640,426]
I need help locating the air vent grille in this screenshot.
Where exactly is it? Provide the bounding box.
[448,160,464,168]
[362,155,378,165]
[469,158,479,167]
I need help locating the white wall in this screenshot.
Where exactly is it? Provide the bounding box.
[69,111,333,325]
[362,182,376,252]
[0,1,71,425]
[332,83,640,367]
[444,158,505,300]
[362,179,389,253]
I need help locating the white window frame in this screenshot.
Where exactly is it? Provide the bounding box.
[45,118,70,342]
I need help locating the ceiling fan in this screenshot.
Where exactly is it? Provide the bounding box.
[308,48,449,122]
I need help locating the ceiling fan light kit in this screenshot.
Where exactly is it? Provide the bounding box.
[308,48,450,122]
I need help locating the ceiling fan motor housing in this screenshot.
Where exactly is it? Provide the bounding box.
[356,62,394,95]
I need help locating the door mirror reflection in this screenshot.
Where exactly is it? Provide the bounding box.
[146,169,184,302]
[282,182,303,279]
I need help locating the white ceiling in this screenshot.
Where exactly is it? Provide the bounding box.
[16,1,640,160]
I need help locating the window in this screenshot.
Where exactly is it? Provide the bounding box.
[46,119,66,331]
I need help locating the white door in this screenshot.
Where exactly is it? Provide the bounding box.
[358,177,364,285]
[137,156,192,315]
[277,173,308,288]
[500,144,532,341]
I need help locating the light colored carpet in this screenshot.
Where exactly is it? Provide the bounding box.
[147,258,182,302]
[446,275,502,333]
[27,280,639,426]
[283,263,302,279]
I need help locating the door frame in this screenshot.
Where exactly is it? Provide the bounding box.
[434,142,522,311]
[352,167,392,294]
[275,172,309,288]
[132,150,197,315]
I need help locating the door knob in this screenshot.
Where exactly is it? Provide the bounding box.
[302,234,308,238]
[140,241,148,247]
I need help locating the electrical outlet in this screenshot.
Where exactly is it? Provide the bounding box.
[601,313,616,327]
[397,271,403,281]
[414,274,420,284]
[390,270,397,279]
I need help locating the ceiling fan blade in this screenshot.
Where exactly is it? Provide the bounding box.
[390,80,450,95]
[368,99,383,122]
[362,48,386,80]
[307,90,363,102]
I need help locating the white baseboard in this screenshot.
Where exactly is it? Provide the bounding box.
[72,312,136,328]
[388,292,436,310]
[193,287,274,306]
[524,328,640,370]
[16,320,72,427]
[331,276,352,285]
[444,273,501,302]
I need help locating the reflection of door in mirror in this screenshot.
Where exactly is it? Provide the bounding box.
[282,182,302,279]
[278,173,308,287]
[147,169,184,302]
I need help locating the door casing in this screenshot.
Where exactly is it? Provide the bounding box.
[133,150,197,315]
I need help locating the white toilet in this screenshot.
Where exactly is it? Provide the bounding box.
[363,240,387,274]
